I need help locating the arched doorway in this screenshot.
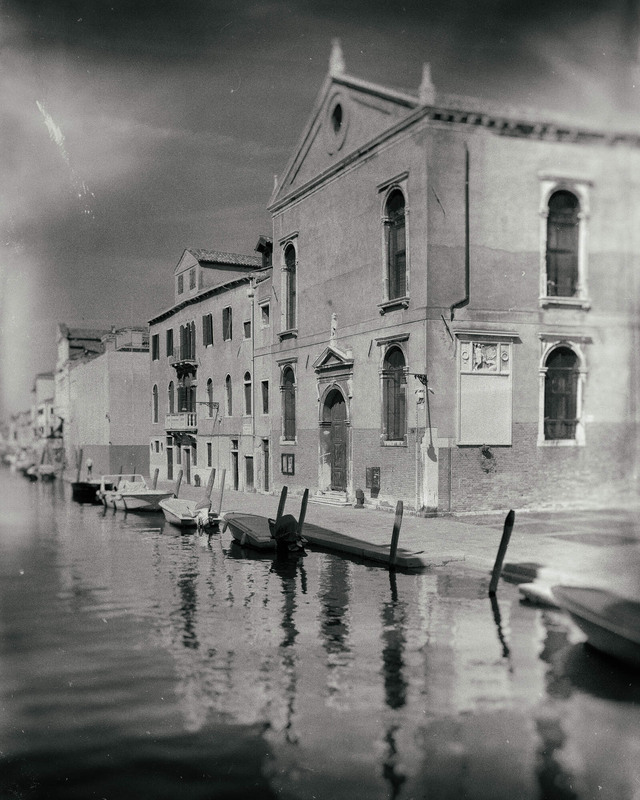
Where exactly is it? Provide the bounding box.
[322,389,347,491]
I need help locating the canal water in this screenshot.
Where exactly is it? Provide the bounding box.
[1,470,638,800]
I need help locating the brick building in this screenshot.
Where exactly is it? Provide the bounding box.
[264,43,640,512]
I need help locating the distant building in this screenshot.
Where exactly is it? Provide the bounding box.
[31,373,56,439]
[54,324,110,446]
[262,43,640,512]
[64,327,151,478]
[148,246,270,490]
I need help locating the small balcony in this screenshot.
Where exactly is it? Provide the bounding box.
[169,347,198,374]
[165,412,197,431]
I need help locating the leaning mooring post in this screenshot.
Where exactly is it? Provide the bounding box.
[388,501,404,569]
[489,509,516,596]
[275,486,288,523]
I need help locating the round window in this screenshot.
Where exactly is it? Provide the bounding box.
[325,95,348,155]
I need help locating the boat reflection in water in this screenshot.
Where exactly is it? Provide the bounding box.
[1,470,639,800]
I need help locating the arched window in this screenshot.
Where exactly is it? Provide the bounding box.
[225,374,232,416]
[386,190,406,300]
[168,381,174,414]
[282,366,296,441]
[546,191,579,297]
[244,371,252,416]
[152,384,158,424]
[544,347,579,440]
[284,243,297,330]
[382,347,406,441]
[206,378,214,417]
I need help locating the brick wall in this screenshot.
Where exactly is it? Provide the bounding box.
[444,421,638,512]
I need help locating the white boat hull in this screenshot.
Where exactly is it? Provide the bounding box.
[113,490,174,512]
[553,585,640,667]
[159,498,200,527]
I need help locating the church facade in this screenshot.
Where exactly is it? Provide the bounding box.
[265,44,640,512]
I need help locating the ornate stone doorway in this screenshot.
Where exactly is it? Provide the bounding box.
[322,388,347,491]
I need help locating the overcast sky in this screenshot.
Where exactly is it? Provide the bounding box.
[1,0,638,417]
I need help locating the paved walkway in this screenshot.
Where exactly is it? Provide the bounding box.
[157,480,640,596]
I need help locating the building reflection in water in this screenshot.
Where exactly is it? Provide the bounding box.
[318,554,351,702]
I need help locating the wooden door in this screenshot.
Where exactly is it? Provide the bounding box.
[262,439,270,492]
[184,449,191,484]
[330,394,347,491]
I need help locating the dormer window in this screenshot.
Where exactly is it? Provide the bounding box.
[189,268,196,291]
[177,274,184,295]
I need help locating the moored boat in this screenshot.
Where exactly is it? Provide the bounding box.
[552,585,640,667]
[71,480,106,504]
[223,513,276,549]
[159,468,225,532]
[99,473,173,512]
[223,487,308,554]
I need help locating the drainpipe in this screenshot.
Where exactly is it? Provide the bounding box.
[450,143,470,320]
[248,276,256,473]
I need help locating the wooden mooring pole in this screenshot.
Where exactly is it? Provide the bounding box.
[275,486,288,523]
[489,509,516,596]
[388,500,404,569]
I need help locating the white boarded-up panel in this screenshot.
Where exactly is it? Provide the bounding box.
[459,373,512,445]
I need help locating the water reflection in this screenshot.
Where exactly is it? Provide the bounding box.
[2,471,640,800]
[381,570,408,710]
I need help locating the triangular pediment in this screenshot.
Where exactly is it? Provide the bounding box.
[173,249,199,275]
[313,345,354,373]
[270,72,418,210]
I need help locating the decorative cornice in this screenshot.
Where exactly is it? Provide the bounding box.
[269,88,640,214]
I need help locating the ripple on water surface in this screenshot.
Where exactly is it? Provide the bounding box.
[1,471,639,800]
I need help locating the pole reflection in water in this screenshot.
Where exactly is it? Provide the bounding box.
[381,571,408,798]
[271,554,306,745]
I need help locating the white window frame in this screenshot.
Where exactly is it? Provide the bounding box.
[538,337,587,447]
[377,172,410,314]
[259,301,270,328]
[279,233,299,339]
[538,172,592,310]
[278,358,297,444]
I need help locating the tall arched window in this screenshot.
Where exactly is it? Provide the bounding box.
[284,243,297,330]
[206,378,214,417]
[152,384,159,424]
[244,371,252,416]
[546,191,579,297]
[225,374,232,416]
[544,347,579,440]
[282,366,296,441]
[168,381,174,414]
[386,190,406,300]
[382,347,406,441]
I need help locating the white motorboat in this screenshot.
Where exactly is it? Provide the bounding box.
[552,585,640,668]
[100,474,174,512]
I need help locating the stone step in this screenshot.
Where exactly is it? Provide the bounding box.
[309,492,352,507]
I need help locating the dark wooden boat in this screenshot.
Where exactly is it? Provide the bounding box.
[71,480,106,504]
[552,585,640,667]
[223,487,308,553]
[223,513,276,549]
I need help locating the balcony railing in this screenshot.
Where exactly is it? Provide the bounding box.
[165,412,197,431]
[169,346,198,366]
